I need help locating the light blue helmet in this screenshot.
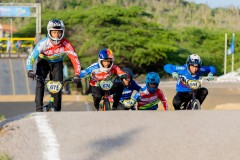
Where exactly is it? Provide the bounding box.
[145,72,160,93]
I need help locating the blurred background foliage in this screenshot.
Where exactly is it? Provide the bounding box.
[1,0,240,77]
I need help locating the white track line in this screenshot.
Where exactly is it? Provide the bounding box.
[34,114,60,160]
[85,101,90,111]
[22,58,31,95]
[9,58,15,95]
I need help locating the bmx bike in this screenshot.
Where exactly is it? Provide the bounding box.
[36,76,73,112]
[98,79,114,111]
[179,76,211,110]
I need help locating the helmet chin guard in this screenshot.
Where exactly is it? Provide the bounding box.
[98,48,114,72]
[145,72,160,93]
[47,19,65,44]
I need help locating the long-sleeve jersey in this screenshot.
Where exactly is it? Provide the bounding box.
[132,86,168,110]
[26,37,81,76]
[164,64,216,92]
[80,62,126,86]
[118,80,141,101]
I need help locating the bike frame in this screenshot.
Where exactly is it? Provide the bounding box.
[99,80,114,111]
[36,76,73,112]
[179,76,208,110]
[101,91,111,111]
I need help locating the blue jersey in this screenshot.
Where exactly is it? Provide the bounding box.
[119,80,141,101]
[164,64,216,92]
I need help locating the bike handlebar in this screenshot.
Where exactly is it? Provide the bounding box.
[36,76,74,85]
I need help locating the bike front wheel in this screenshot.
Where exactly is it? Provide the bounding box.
[101,99,111,111]
[191,99,201,110]
[44,103,56,112]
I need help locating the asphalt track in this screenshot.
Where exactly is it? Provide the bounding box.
[1,80,240,119]
[0,81,240,160]
[1,110,240,160]
[0,101,93,119]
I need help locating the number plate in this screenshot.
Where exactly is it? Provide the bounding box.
[46,81,62,94]
[99,80,113,91]
[187,80,201,90]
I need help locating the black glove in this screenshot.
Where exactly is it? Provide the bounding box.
[72,76,81,83]
[28,70,36,79]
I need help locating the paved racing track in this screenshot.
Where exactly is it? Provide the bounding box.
[1,110,240,160]
[0,58,240,159]
[0,58,35,95]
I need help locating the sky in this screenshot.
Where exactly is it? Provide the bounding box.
[186,0,240,8]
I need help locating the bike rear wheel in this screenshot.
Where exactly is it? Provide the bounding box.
[191,99,201,110]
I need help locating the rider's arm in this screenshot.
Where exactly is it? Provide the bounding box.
[131,80,141,92]
[63,39,81,76]
[26,38,46,71]
[200,66,216,75]
[79,62,99,78]
[164,64,185,74]
[156,89,168,110]
[131,91,140,102]
[113,65,128,79]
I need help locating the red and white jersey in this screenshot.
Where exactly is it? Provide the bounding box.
[80,62,126,86]
[26,37,81,76]
[132,86,168,110]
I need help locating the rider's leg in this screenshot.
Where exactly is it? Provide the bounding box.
[196,87,208,105]
[173,92,191,110]
[35,58,50,112]
[91,86,103,111]
[111,81,124,110]
[50,61,63,111]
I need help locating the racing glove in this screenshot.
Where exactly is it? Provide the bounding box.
[207,73,214,81]
[122,99,136,108]
[72,76,81,83]
[162,101,168,110]
[172,72,179,79]
[27,70,36,79]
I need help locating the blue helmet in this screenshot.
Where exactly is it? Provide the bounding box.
[98,48,114,72]
[145,72,160,93]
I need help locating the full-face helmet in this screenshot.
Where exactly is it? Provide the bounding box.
[47,19,65,44]
[122,68,134,87]
[122,68,134,80]
[145,72,160,93]
[186,54,202,68]
[98,48,114,72]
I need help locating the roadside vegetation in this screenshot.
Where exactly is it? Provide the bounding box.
[0,115,5,122]
[0,154,11,160]
[1,0,239,76]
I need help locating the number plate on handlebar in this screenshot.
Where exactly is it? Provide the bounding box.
[99,80,113,91]
[46,81,62,94]
[187,80,201,90]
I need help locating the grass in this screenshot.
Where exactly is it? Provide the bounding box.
[0,154,11,160]
[0,115,10,160]
[0,115,5,122]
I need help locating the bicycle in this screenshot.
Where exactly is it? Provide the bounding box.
[178,76,211,110]
[98,79,114,111]
[36,76,73,112]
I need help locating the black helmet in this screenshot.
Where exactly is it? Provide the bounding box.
[122,68,134,80]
